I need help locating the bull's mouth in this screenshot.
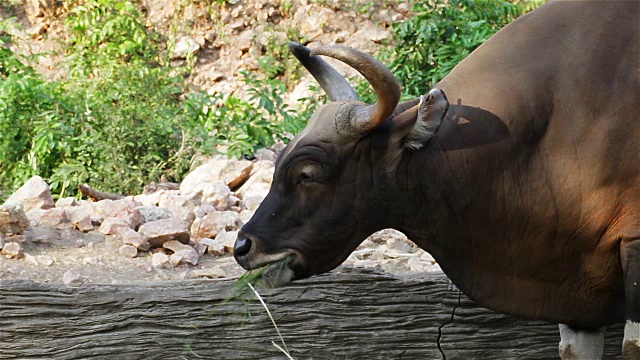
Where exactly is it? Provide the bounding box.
[241,249,308,280]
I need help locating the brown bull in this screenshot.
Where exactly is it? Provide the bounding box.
[234,0,640,358]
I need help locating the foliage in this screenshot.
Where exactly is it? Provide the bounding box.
[357,0,541,102]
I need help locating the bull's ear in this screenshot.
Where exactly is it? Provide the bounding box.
[390,88,449,150]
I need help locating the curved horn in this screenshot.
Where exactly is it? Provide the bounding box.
[289,42,358,102]
[311,45,401,133]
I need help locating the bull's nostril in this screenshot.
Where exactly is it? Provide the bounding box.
[234,237,252,258]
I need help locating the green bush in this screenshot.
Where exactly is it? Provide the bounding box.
[357,0,541,102]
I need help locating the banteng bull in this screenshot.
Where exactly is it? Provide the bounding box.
[234,0,639,358]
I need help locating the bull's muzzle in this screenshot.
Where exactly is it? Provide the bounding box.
[233,230,254,270]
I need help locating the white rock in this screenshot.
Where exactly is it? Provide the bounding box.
[215,230,239,253]
[114,227,151,251]
[55,197,77,208]
[98,218,131,235]
[62,269,82,285]
[237,30,255,52]
[191,211,241,239]
[0,203,30,235]
[29,208,67,228]
[355,23,392,43]
[67,208,93,232]
[386,237,413,253]
[76,239,84,248]
[136,206,174,223]
[3,176,54,212]
[94,198,144,229]
[157,193,197,224]
[138,218,190,248]
[163,240,199,266]
[118,244,138,258]
[0,234,4,249]
[1,242,23,259]
[151,252,171,268]
[172,36,200,59]
[133,192,162,207]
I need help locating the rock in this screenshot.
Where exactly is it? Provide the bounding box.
[408,256,432,272]
[180,158,253,197]
[29,208,67,228]
[0,234,4,249]
[238,210,253,223]
[227,163,254,191]
[193,203,216,219]
[199,237,225,256]
[24,0,59,24]
[1,242,23,259]
[237,30,255,52]
[355,23,392,43]
[62,269,82,285]
[0,203,30,235]
[3,176,54,212]
[215,230,239,253]
[271,141,286,156]
[25,227,58,244]
[241,195,264,212]
[386,236,413,253]
[136,262,153,272]
[114,227,151,251]
[76,239,84,248]
[172,36,200,59]
[293,5,337,40]
[254,148,277,163]
[138,218,190,248]
[157,193,197,224]
[397,2,411,14]
[136,206,174,223]
[94,198,144,229]
[193,242,208,257]
[236,164,274,204]
[133,192,162,207]
[118,244,138,258]
[67,208,93,232]
[163,240,199,266]
[192,267,226,278]
[55,197,77,208]
[24,253,39,265]
[98,218,131,235]
[151,252,171,269]
[191,211,241,239]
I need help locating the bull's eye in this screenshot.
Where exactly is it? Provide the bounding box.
[297,172,313,185]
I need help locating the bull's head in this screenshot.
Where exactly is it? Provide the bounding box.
[234,42,449,279]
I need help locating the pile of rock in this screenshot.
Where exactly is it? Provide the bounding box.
[1,144,440,281]
[0,146,279,269]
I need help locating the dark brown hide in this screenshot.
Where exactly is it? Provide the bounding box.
[236,0,639,328]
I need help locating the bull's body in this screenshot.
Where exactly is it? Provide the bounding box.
[408,0,638,327]
[234,0,640,358]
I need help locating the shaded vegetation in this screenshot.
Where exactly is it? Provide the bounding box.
[0,0,540,201]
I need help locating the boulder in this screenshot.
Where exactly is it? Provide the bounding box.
[55,197,77,208]
[157,193,197,225]
[0,203,30,235]
[118,245,138,258]
[136,206,174,223]
[94,198,144,229]
[98,218,131,235]
[215,230,239,253]
[138,218,190,248]
[114,227,151,251]
[28,208,67,228]
[3,176,54,213]
[172,36,200,59]
[151,252,171,269]
[191,211,241,239]
[163,240,199,266]
[62,269,82,285]
[199,237,225,256]
[66,208,93,232]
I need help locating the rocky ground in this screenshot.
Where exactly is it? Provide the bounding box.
[3,0,410,103]
[0,144,440,285]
